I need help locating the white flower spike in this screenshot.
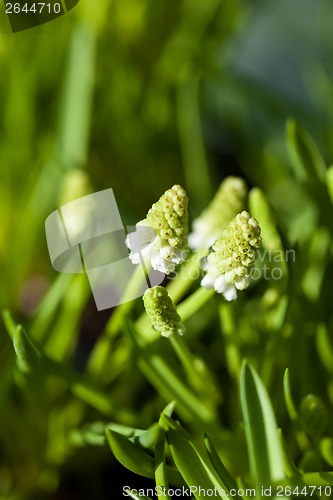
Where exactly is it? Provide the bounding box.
[127,185,188,274]
[201,211,261,301]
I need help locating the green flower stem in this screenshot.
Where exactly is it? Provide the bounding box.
[154,432,172,500]
[87,264,148,377]
[137,288,215,342]
[125,318,218,427]
[177,288,215,323]
[219,303,241,381]
[167,250,206,304]
[169,334,206,393]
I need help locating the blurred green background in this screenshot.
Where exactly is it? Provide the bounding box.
[2,0,333,308]
[1,0,333,498]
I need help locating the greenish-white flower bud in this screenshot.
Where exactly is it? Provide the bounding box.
[189,176,247,250]
[201,211,261,300]
[127,185,189,274]
[143,286,185,338]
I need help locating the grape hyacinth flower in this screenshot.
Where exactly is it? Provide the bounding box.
[189,176,247,250]
[127,185,188,275]
[143,286,185,338]
[201,211,261,301]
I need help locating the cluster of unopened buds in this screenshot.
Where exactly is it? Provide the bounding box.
[126,178,262,337]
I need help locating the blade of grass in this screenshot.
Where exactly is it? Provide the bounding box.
[204,434,239,494]
[124,318,217,426]
[160,415,230,500]
[283,369,298,421]
[240,360,285,495]
[3,311,135,423]
[154,431,171,500]
[106,429,185,487]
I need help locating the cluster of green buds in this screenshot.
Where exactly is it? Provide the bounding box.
[201,211,262,301]
[188,176,247,250]
[127,185,188,274]
[143,286,185,337]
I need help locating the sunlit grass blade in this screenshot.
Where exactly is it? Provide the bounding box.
[2,310,18,339]
[106,429,185,487]
[249,188,285,255]
[160,415,230,500]
[3,311,135,422]
[283,369,298,421]
[240,360,285,493]
[106,429,158,479]
[204,434,238,493]
[286,119,326,185]
[12,325,42,374]
[320,437,333,467]
[154,431,171,500]
[70,422,161,449]
[69,429,106,447]
[277,429,300,478]
[316,323,333,375]
[29,273,73,341]
[108,423,160,449]
[124,318,218,426]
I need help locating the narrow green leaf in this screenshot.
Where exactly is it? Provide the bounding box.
[249,188,285,256]
[320,437,333,467]
[286,119,326,185]
[283,369,298,421]
[30,273,72,341]
[316,323,333,375]
[12,326,42,374]
[161,415,229,500]
[277,429,300,478]
[204,434,239,494]
[301,227,330,302]
[2,310,18,339]
[124,318,217,426]
[106,429,185,487]
[108,423,160,449]
[69,429,106,447]
[155,431,171,500]
[106,429,156,479]
[240,361,285,492]
[160,401,177,419]
[3,313,136,421]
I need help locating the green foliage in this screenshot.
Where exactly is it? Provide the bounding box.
[2,1,333,499]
